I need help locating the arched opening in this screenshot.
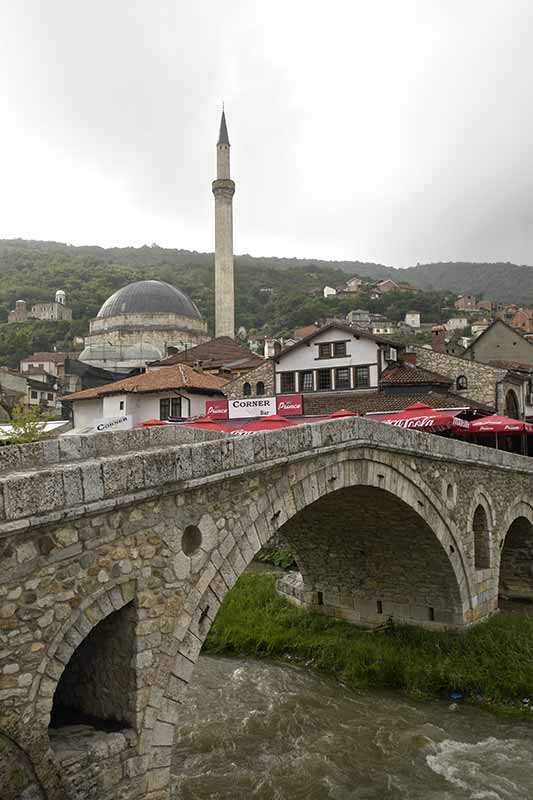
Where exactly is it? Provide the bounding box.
[473,504,491,569]
[243,382,252,397]
[49,602,137,732]
[456,375,468,391]
[274,485,463,627]
[504,389,520,419]
[256,381,265,396]
[499,516,533,602]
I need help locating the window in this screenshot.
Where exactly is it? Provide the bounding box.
[280,372,295,393]
[160,398,170,420]
[354,366,370,388]
[333,341,347,357]
[318,342,332,359]
[119,400,125,411]
[456,375,468,390]
[160,397,181,419]
[47,393,53,401]
[170,398,181,418]
[300,370,314,392]
[30,390,38,400]
[317,369,332,390]
[335,367,351,390]
[256,381,265,396]
[243,382,252,396]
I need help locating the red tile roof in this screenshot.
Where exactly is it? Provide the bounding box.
[64,364,227,402]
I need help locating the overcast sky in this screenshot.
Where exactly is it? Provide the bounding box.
[1,0,532,267]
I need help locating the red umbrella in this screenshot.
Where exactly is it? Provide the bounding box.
[241,414,296,431]
[182,416,231,432]
[329,409,358,418]
[378,402,459,431]
[453,414,527,434]
[135,419,170,428]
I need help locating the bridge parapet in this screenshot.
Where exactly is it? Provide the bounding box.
[0,416,532,533]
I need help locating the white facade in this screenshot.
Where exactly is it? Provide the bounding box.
[323,286,336,298]
[405,312,421,328]
[446,317,468,331]
[370,322,394,335]
[71,389,222,429]
[274,325,395,394]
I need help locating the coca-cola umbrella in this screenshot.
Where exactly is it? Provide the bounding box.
[378,402,459,432]
[329,409,358,418]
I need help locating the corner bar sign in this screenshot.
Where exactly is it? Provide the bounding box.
[205,395,303,420]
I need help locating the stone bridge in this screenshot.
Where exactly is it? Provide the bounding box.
[1,417,533,799]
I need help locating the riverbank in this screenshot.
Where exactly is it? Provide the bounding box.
[203,573,533,715]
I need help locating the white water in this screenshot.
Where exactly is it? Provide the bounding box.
[172,656,533,799]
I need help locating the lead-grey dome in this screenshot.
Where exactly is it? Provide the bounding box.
[97,280,202,320]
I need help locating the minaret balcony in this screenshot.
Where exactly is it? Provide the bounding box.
[212,178,235,198]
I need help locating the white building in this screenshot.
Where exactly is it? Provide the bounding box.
[273,322,398,395]
[446,317,468,331]
[64,364,227,430]
[404,311,421,328]
[323,285,337,298]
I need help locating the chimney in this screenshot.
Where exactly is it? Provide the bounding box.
[404,347,417,366]
[432,325,446,353]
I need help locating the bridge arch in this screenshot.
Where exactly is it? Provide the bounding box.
[498,500,533,601]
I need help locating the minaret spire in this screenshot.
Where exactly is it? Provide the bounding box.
[212,109,235,338]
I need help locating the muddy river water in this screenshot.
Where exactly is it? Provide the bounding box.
[172,655,533,799]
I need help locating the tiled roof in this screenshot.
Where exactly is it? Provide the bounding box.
[63,364,227,402]
[277,321,401,358]
[149,336,263,371]
[20,352,71,363]
[303,390,491,417]
[381,365,452,386]
[488,360,533,373]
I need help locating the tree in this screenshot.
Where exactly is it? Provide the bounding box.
[4,404,46,445]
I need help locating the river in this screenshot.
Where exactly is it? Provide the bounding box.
[172,655,533,800]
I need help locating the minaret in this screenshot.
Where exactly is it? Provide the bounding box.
[212,109,235,338]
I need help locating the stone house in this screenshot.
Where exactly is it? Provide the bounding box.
[455,294,477,311]
[511,309,533,335]
[413,345,529,419]
[463,319,533,368]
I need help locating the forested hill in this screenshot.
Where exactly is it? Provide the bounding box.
[0,240,531,367]
[0,239,531,308]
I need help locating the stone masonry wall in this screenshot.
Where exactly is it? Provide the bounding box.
[413,346,506,408]
[223,359,274,400]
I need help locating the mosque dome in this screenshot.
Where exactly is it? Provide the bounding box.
[97,280,202,320]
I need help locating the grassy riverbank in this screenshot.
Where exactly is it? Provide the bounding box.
[204,573,533,714]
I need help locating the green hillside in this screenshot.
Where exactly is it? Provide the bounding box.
[0,238,530,366]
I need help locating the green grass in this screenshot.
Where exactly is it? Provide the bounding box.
[204,573,533,714]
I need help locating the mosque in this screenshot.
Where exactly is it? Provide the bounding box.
[80,111,235,373]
